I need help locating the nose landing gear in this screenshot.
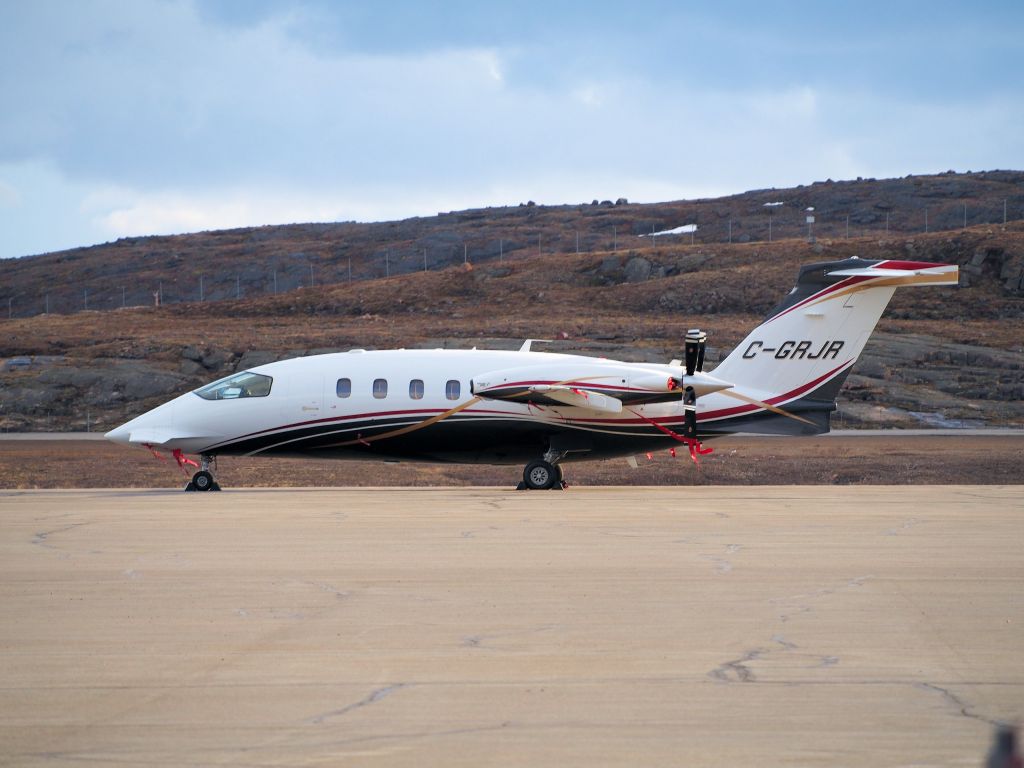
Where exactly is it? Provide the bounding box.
[185,455,221,492]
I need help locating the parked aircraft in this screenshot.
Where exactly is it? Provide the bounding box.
[105,257,958,490]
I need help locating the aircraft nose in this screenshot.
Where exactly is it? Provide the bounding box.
[104,423,132,445]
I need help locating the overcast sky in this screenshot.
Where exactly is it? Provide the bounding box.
[1,0,1022,259]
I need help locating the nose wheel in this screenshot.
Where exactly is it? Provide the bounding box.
[185,455,221,492]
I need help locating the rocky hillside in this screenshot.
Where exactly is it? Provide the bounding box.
[3,170,1024,319]
[2,220,1022,433]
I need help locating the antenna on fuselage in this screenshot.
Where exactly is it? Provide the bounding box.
[519,339,555,353]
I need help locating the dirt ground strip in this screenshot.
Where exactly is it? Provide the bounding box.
[0,486,1021,767]
[0,432,1021,488]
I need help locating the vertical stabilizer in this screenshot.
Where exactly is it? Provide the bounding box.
[706,258,958,434]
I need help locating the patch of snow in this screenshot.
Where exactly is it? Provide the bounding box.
[763,201,784,207]
[640,224,698,237]
[907,411,985,429]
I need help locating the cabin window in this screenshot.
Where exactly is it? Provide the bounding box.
[409,379,424,399]
[373,378,388,399]
[195,371,273,400]
[336,378,351,398]
[445,379,461,400]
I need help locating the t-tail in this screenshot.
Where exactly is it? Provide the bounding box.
[704,257,958,435]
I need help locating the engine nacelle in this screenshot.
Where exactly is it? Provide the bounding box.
[472,362,732,406]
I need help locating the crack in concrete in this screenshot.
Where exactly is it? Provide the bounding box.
[717,575,877,679]
[884,517,923,536]
[299,720,515,752]
[709,648,766,682]
[300,581,349,600]
[31,521,89,556]
[770,634,798,651]
[710,635,842,683]
[699,554,733,574]
[916,682,1001,726]
[462,624,556,649]
[771,575,874,623]
[306,683,409,724]
[699,544,744,574]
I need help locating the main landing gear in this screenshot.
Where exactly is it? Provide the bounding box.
[185,454,221,492]
[517,450,568,491]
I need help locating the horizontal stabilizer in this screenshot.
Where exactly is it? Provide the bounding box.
[827,263,959,285]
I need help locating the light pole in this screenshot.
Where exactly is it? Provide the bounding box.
[763,202,783,242]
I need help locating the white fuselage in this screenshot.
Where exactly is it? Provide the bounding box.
[105,348,744,464]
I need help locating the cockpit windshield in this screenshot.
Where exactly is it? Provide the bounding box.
[194,371,273,400]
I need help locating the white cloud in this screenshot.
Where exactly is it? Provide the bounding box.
[0,179,20,207]
[572,84,606,107]
[94,189,358,236]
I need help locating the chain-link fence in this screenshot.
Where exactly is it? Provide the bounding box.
[5,198,1022,319]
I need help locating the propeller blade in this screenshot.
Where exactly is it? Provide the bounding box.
[684,329,706,376]
[683,386,697,439]
[716,389,816,426]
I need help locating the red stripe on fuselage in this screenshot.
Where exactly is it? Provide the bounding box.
[204,358,852,451]
[220,406,514,443]
[700,359,853,421]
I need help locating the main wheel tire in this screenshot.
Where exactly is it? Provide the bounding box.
[523,460,557,491]
[192,470,215,492]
